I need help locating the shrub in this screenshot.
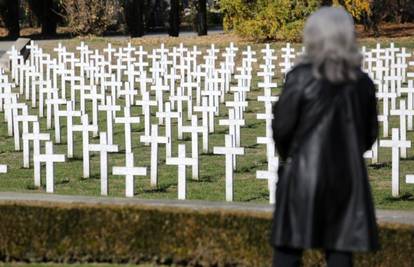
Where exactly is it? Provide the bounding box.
[61,0,120,36]
[220,0,320,42]
[0,201,413,266]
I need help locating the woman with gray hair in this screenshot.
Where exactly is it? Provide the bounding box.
[270,7,379,267]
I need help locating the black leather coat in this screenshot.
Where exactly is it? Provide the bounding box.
[270,63,379,252]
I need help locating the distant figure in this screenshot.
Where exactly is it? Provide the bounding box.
[270,7,379,267]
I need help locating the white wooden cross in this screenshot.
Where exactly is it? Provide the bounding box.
[0,165,7,173]
[115,106,140,153]
[213,135,245,202]
[113,152,147,197]
[380,128,411,197]
[22,121,50,172]
[140,124,169,187]
[14,107,38,152]
[390,99,413,158]
[89,132,119,196]
[98,96,121,145]
[194,96,217,135]
[38,141,65,193]
[60,101,82,158]
[256,156,278,204]
[156,102,181,158]
[181,115,203,180]
[72,114,98,178]
[46,98,67,142]
[83,85,104,137]
[136,91,157,145]
[400,77,414,130]
[166,144,197,200]
[219,108,245,150]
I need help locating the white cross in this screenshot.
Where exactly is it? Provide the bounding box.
[14,107,37,151]
[219,108,245,150]
[113,152,147,197]
[380,128,411,197]
[181,115,203,180]
[156,102,181,158]
[38,141,65,193]
[166,144,197,200]
[256,156,278,204]
[136,91,157,145]
[140,124,169,187]
[89,132,119,196]
[60,101,82,158]
[194,96,217,135]
[213,135,244,202]
[22,120,50,170]
[45,98,66,142]
[98,96,121,145]
[390,99,413,158]
[115,106,140,153]
[0,165,7,173]
[72,114,98,178]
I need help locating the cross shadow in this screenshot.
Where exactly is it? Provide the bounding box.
[385,192,414,202]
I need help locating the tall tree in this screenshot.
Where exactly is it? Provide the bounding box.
[28,0,59,36]
[196,0,207,36]
[169,0,180,37]
[0,0,20,38]
[124,0,145,37]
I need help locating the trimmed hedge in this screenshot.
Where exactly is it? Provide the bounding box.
[0,201,413,266]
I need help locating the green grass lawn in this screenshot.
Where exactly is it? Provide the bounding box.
[0,35,413,209]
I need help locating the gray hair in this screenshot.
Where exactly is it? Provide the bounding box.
[302,7,362,84]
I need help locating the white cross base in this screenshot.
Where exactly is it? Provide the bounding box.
[0,165,7,173]
[406,175,414,184]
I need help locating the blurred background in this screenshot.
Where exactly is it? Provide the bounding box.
[0,0,413,40]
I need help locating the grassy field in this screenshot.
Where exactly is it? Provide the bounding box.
[0,34,413,209]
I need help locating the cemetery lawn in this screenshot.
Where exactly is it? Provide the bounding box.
[0,35,413,210]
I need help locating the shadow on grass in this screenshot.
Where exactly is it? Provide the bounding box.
[141,183,174,193]
[243,192,269,202]
[385,192,414,202]
[368,162,391,169]
[191,175,217,183]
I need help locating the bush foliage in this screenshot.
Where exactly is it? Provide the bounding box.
[220,0,414,41]
[0,201,413,266]
[61,0,120,36]
[220,0,320,42]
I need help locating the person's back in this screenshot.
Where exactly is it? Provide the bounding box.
[270,7,379,267]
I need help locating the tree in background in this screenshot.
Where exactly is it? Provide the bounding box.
[124,0,145,37]
[28,0,59,35]
[0,0,20,38]
[169,0,180,36]
[196,0,207,36]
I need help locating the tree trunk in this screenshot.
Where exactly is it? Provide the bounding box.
[197,0,207,36]
[169,0,180,37]
[125,0,145,37]
[2,0,20,38]
[28,0,58,36]
[321,0,333,6]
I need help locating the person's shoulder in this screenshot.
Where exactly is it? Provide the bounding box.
[356,69,375,90]
[286,63,312,78]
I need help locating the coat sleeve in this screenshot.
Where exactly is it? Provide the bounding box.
[364,75,379,151]
[272,71,303,160]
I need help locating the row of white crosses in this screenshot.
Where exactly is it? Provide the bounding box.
[5,40,281,201]
[362,43,414,197]
[6,40,414,201]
